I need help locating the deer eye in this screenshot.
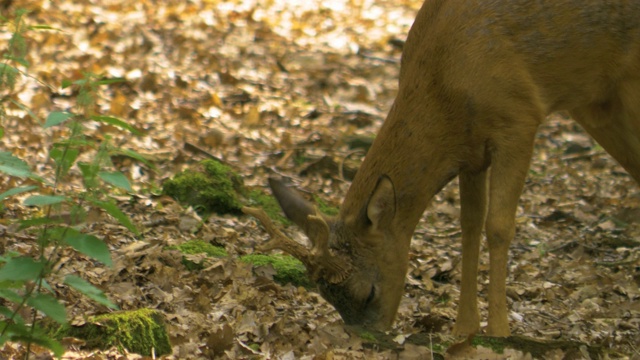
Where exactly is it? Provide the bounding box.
[365,285,376,305]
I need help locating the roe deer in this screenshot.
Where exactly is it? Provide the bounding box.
[244,0,640,336]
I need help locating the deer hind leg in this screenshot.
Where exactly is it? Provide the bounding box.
[484,123,539,337]
[569,81,640,185]
[453,170,488,336]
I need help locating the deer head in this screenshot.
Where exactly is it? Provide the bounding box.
[243,176,410,329]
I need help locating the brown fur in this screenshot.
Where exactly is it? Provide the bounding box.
[270,0,640,336]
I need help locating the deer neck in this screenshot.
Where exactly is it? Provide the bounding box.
[341,105,460,238]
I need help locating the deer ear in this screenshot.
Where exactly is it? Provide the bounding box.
[366,175,396,229]
[269,177,316,233]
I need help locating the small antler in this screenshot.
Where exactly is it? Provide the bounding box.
[242,207,312,264]
[243,206,351,284]
[306,213,351,283]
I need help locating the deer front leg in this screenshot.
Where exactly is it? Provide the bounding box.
[453,170,488,336]
[484,128,537,337]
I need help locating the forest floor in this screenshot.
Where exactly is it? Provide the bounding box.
[1,0,639,358]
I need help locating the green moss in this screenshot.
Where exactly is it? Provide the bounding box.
[293,153,308,166]
[166,239,227,270]
[246,187,338,219]
[472,336,505,354]
[313,195,339,216]
[247,189,291,225]
[435,293,450,305]
[171,239,228,257]
[63,309,171,356]
[162,159,243,215]
[348,326,411,351]
[240,254,312,288]
[345,134,375,151]
[359,331,378,343]
[202,159,244,194]
[430,342,445,353]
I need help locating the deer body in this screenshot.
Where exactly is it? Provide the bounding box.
[253,0,640,336]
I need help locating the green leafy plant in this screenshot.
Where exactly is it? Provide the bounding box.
[0,10,144,358]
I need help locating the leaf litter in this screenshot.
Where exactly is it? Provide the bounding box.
[0,0,639,358]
